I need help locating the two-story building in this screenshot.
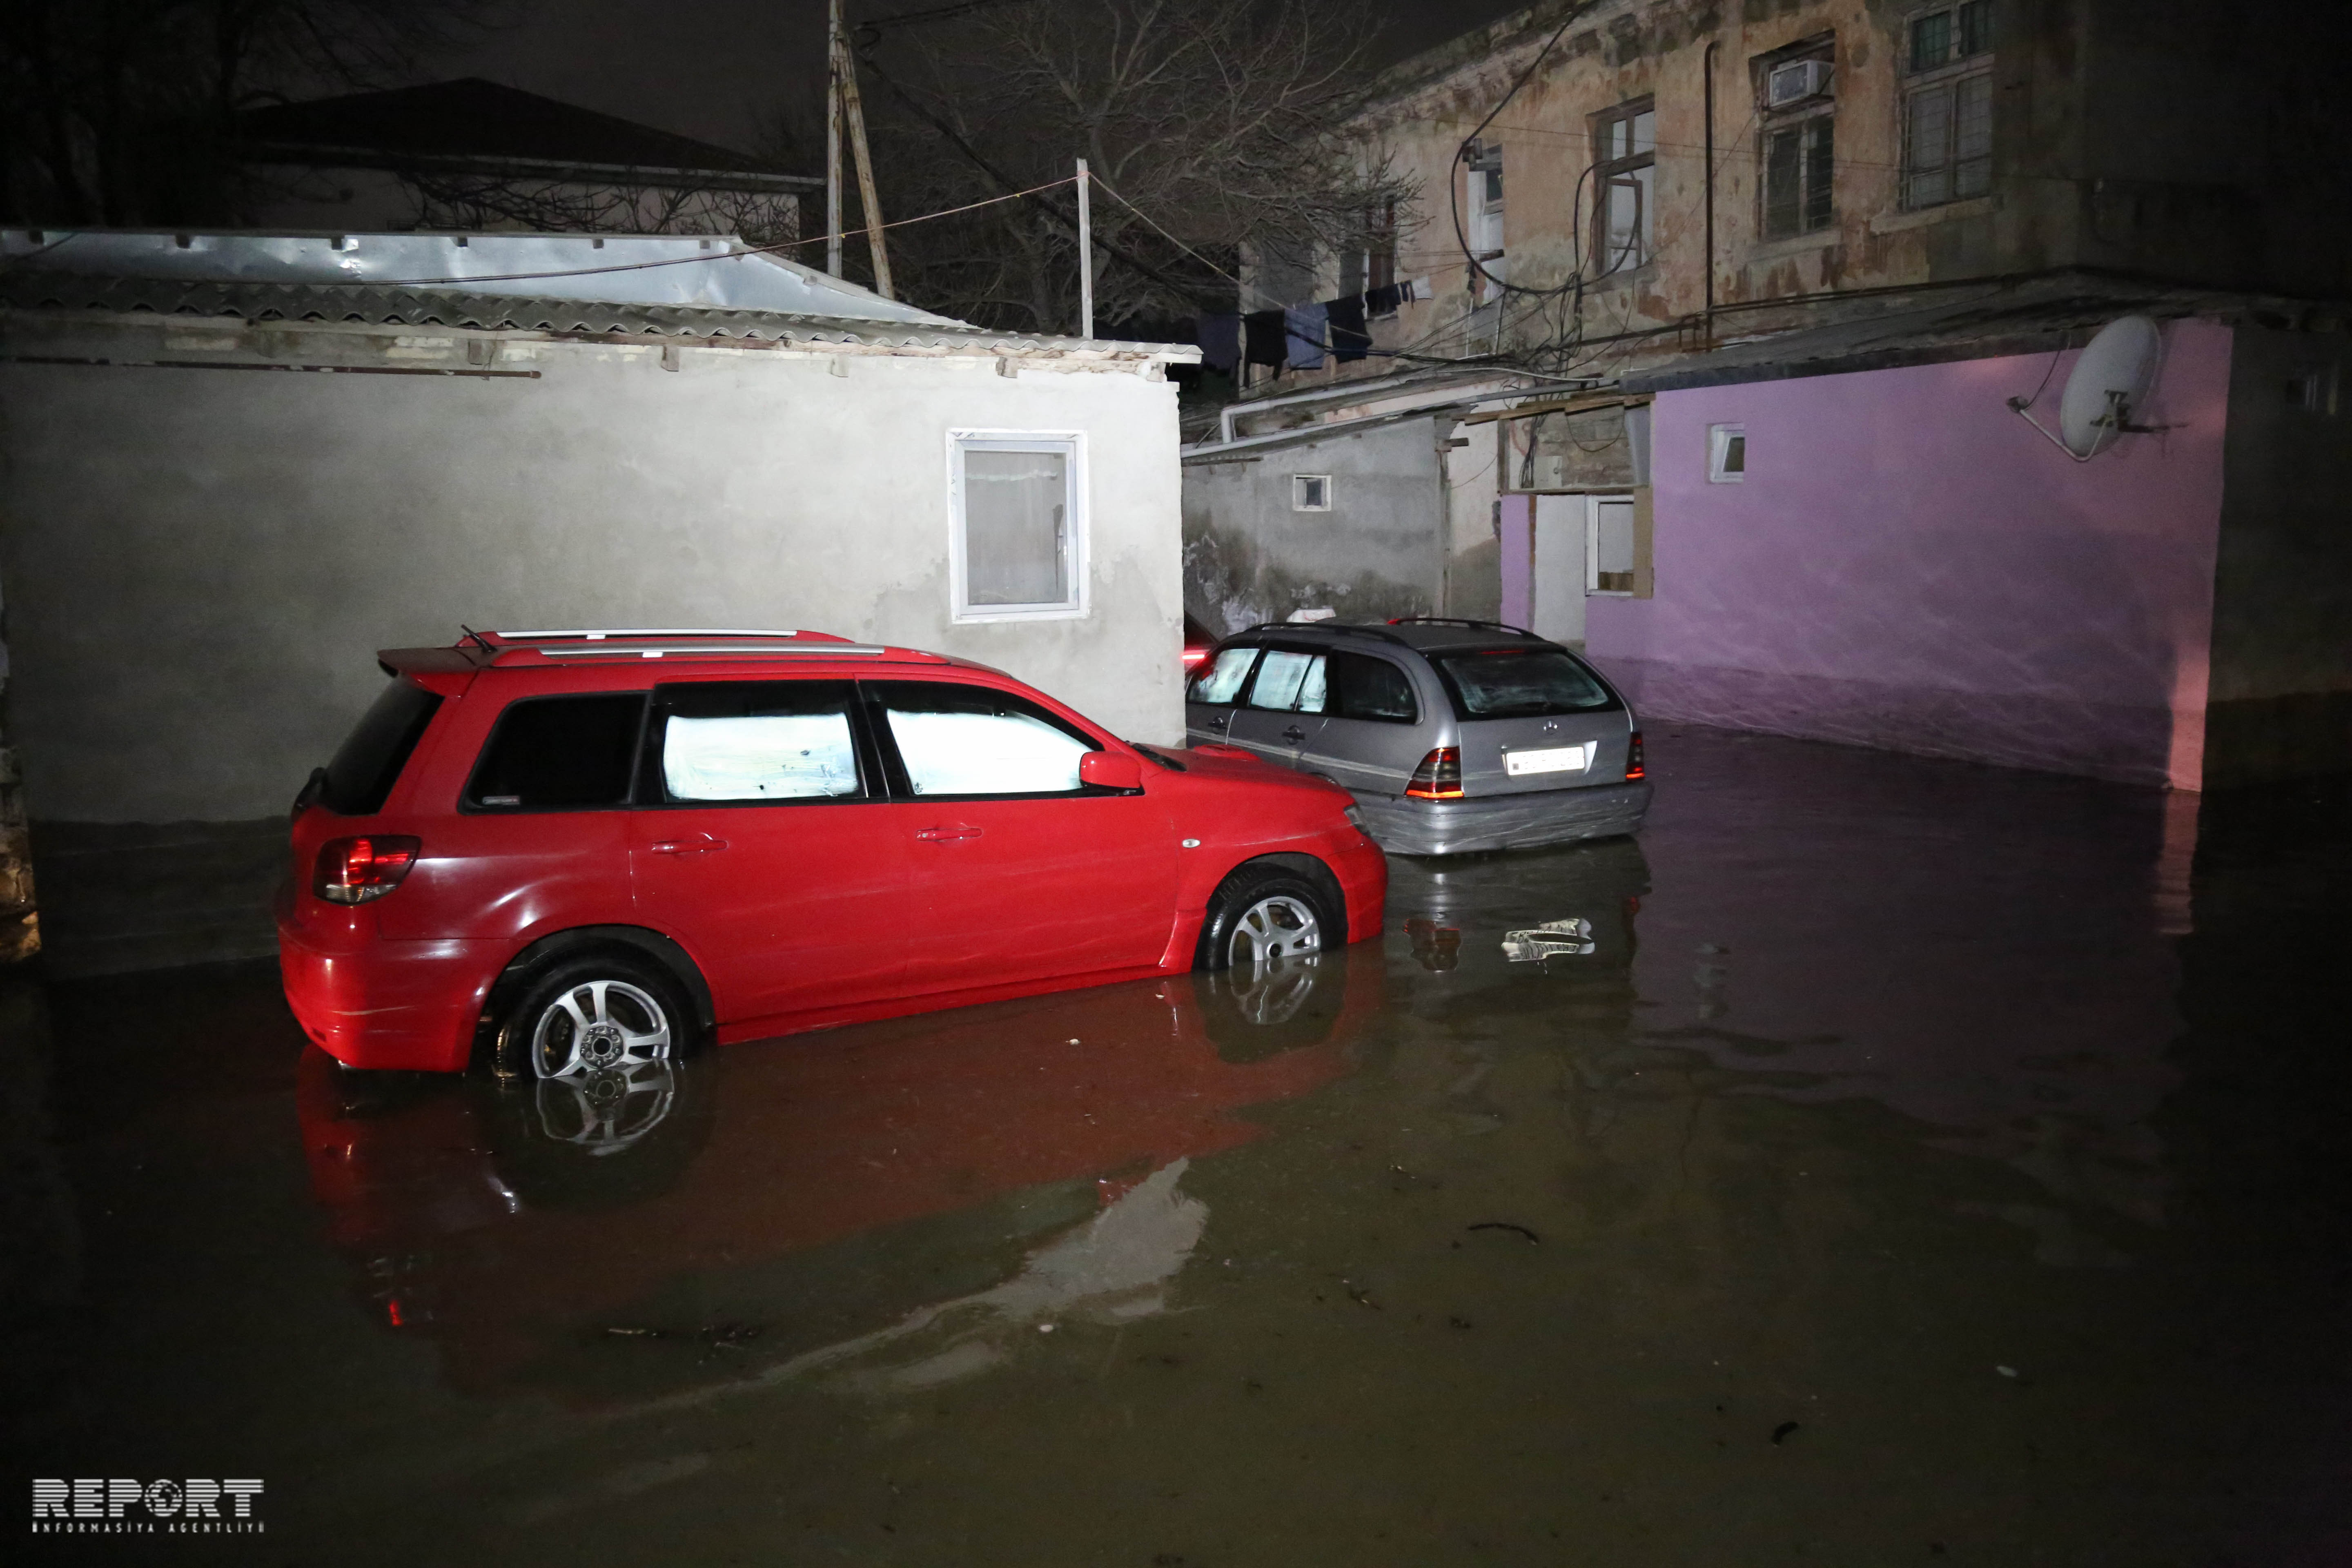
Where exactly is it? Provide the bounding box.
[1185,0,2352,791]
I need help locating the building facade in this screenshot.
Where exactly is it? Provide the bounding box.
[1183,0,2352,793]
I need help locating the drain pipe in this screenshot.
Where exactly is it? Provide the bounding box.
[1703,38,1718,346]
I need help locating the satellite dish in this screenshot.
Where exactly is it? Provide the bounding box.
[2009,315,2165,460]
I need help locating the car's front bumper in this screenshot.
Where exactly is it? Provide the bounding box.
[1354,782,1652,857]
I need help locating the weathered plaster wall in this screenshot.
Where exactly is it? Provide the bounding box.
[2204,323,2352,785]
[1181,418,1445,635]
[1584,320,2232,787]
[1338,0,2103,366]
[0,334,1185,824]
[0,324,1184,970]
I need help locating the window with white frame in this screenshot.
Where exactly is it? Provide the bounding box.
[1902,0,1993,209]
[1592,98,1657,274]
[1464,141,1506,302]
[1708,423,1747,483]
[1292,474,1332,512]
[950,432,1085,621]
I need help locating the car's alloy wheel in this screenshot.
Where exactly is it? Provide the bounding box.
[1228,893,1322,971]
[529,978,672,1078]
[492,954,697,1081]
[1197,862,1339,973]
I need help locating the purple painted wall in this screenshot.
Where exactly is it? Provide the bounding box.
[1585,321,2232,789]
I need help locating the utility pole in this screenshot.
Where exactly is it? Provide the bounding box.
[834,13,894,299]
[1075,157,1093,338]
[825,0,843,279]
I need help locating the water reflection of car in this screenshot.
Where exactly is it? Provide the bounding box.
[277,628,1386,1079]
[1183,617,1650,856]
[296,954,1381,1399]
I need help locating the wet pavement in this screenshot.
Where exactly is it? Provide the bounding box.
[7,726,2350,1566]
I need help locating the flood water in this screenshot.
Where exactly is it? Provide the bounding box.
[7,726,2348,1565]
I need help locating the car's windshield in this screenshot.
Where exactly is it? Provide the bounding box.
[1432,649,1616,719]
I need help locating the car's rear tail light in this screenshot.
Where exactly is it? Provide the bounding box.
[1626,731,1646,780]
[314,836,421,904]
[1405,747,1463,800]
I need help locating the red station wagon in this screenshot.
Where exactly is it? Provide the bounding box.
[278,630,1388,1077]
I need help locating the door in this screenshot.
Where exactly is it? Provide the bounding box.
[630,679,911,1026]
[1185,642,1260,746]
[1587,495,1638,593]
[1297,648,1427,797]
[1531,494,1587,644]
[867,679,1179,993]
[1220,644,1328,769]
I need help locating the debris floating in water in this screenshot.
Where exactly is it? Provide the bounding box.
[1502,918,1595,962]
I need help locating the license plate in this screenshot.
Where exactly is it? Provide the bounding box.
[1503,743,1593,777]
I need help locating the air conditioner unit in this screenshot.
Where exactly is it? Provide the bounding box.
[1767,59,1833,107]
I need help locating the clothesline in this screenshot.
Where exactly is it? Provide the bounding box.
[1190,276,1437,376]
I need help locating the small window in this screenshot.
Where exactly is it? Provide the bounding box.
[648,681,862,803]
[951,433,1084,621]
[1464,141,1506,300]
[1189,646,1259,705]
[871,682,1099,797]
[1245,649,1327,713]
[468,694,645,811]
[1365,198,1399,302]
[1708,423,1747,483]
[1592,99,1657,274]
[321,679,443,815]
[1292,474,1332,512]
[1327,652,1419,723]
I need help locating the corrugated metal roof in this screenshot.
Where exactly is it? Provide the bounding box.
[0,271,1194,357]
[1,229,964,322]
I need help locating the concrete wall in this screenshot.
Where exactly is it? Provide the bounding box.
[2203,323,2352,785]
[1584,320,2233,789]
[0,318,1184,970]
[1180,416,1445,635]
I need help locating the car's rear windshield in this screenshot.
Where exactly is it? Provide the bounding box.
[1432,649,1619,719]
[321,679,443,814]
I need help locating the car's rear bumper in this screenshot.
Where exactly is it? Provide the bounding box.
[1354,782,1651,857]
[277,884,494,1074]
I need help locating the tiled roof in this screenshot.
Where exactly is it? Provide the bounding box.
[236,79,811,189]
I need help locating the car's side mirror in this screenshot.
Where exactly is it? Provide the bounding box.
[1080,750,1144,791]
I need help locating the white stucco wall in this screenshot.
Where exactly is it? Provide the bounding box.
[0,327,1186,824]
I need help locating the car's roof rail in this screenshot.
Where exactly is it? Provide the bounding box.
[489,628,854,644]
[1385,615,1543,639]
[459,628,907,663]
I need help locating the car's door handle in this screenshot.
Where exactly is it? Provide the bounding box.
[1281,726,1307,743]
[1206,715,1228,731]
[649,833,729,855]
[915,824,983,843]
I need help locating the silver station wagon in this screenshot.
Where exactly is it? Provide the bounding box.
[1183,618,1651,856]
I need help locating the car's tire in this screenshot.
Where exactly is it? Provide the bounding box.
[1195,861,1338,972]
[490,951,699,1081]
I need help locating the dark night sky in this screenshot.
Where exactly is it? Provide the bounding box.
[441,0,1529,161]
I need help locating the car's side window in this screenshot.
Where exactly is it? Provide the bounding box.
[466,693,646,811]
[1328,652,1420,723]
[1244,648,1327,713]
[1188,645,1259,706]
[867,681,1100,797]
[644,681,866,804]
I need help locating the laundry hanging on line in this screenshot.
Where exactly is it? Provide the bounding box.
[1285,303,1328,370]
